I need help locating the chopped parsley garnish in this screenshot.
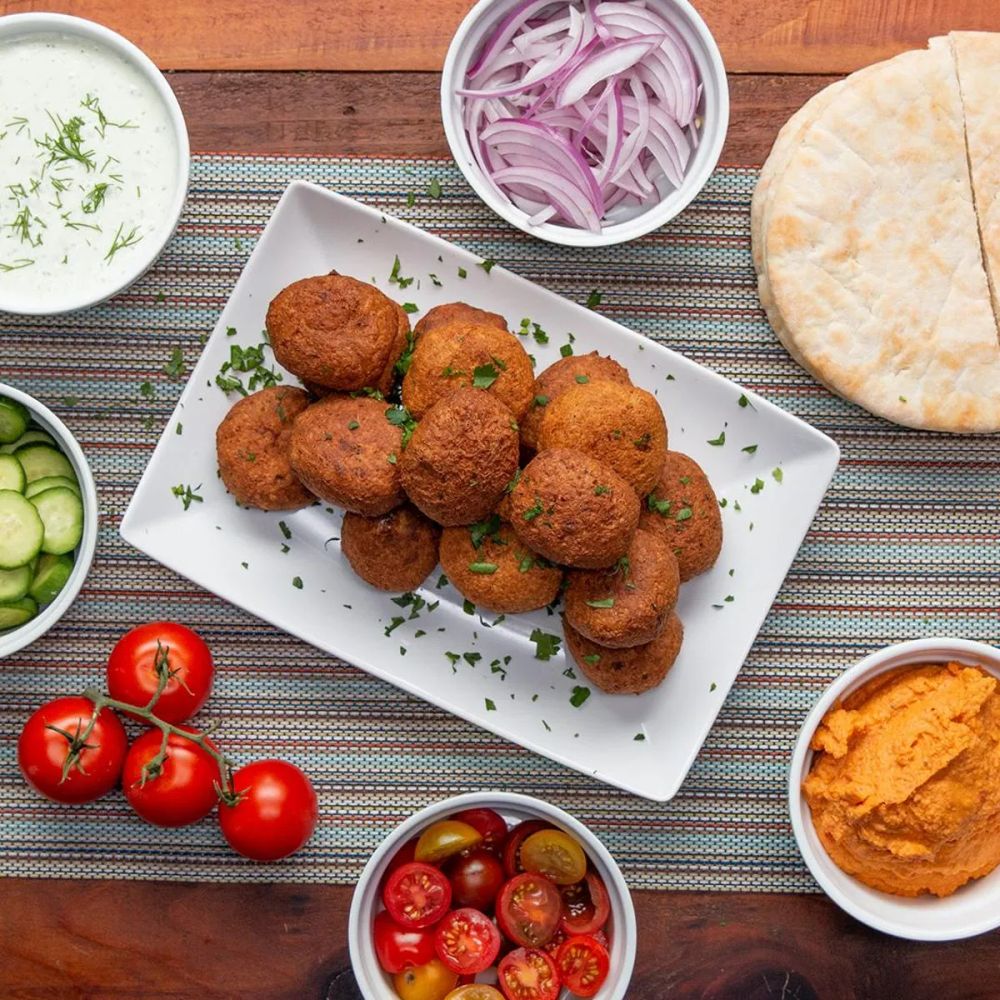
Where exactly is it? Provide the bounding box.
[429,272,442,287]
[428,177,442,198]
[594,485,611,496]
[171,483,203,510]
[569,686,591,707]
[583,653,601,665]
[457,266,468,278]
[738,393,755,410]
[163,347,184,379]
[139,381,154,400]
[585,289,602,309]
[463,599,476,615]
[772,467,784,483]
[389,254,414,288]
[469,561,498,575]
[707,430,726,446]
[586,597,615,608]
[464,652,482,666]
[437,574,449,589]
[402,302,419,314]
[675,507,693,521]
[406,191,416,207]
[530,628,561,660]
[647,494,671,515]
[575,374,590,384]
[347,420,360,430]
[385,405,417,446]
[750,478,765,494]
[485,698,496,711]
[387,452,397,465]
[384,616,405,635]
[522,498,544,521]
[534,394,549,407]
[559,343,573,357]
[292,576,303,590]
[472,362,500,388]
[478,257,496,274]
[215,340,283,396]
[741,444,758,454]
[634,733,646,741]
[505,469,522,494]
[470,513,501,548]
[278,521,292,540]
[710,682,718,692]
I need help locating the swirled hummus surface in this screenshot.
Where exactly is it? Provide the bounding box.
[803,662,1000,897]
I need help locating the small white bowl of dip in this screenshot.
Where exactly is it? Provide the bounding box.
[0,13,189,315]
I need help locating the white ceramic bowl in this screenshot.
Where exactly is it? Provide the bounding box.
[441,0,729,247]
[0,383,98,658]
[789,637,1000,941]
[349,791,637,999]
[0,13,190,315]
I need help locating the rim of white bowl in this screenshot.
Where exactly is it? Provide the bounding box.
[348,791,637,1000]
[0,12,190,316]
[789,637,1000,941]
[440,0,730,247]
[0,383,98,659]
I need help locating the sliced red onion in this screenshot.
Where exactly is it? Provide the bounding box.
[459,0,702,232]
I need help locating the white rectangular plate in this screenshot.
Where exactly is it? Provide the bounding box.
[121,180,839,801]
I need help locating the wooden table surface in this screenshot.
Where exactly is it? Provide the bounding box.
[2,1,1000,997]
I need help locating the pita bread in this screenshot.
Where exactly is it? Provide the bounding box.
[761,42,1000,433]
[952,32,1000,325]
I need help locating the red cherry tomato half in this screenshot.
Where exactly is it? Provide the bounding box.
[502,820,552,878]
[18,697,127,804]
[452,807,509,852]
[373,910,436,974]
[446,849,505,911]
[496,947,561,1000]
[384,862,453,929]
[381,837,419,892]
[218,759,318,861]
[560,870,611,936]
[121,727,220,827]
[555,934,610,998]
[496,873,562,948]
[106,621,214,725]
[434,907,501,975]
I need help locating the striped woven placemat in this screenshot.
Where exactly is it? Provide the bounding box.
[1,155,997,891]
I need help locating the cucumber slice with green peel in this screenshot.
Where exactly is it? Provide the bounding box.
[24,475,80,500]
[29,487,83,555]
[0,564,32,601]
[0,429,58,454]
[0,454,26,493]
[15,445,75,484]
[29,552,74,604]
[0,490,44,568]
[0,595,38,630]
[0,397,30,445]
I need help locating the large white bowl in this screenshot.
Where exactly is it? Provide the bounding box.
[789,637,1000,941]
[440,0,729,247]
[348,791,637,999]
[0,384,98,659]
[0,13,190,315]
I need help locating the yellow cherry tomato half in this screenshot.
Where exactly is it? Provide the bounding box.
[444,987,505,1000]
[414,820,483,865]
[519,828,588,885]
[393,958,459,1000]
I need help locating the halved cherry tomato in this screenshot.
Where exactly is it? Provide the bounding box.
[496,873,562,948]
[452,807,508,852]
[393,958,458,1000]
[560,871,611,936]
[373,910,436,974]
[555,934,610,997]
[445,986,504,1000]
[381,837,418,891]
[496,947,561,1000]
[520,829,587,886]
[415,820,483,865]
[446,849,505,911]
[502,820,551,877]
[434,907,501,975]
[384,862,452,929]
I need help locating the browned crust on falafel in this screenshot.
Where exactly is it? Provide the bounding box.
[340,505,440,592]
[414,302,507,339]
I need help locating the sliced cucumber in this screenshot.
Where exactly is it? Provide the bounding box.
[0,564,32,601]
[25,475,80,500]
[0,397,30,445]
[0,428,58,453]
[15,445,74,484]
[0,490,44,568]
[0,595,38,630]
[29,552,74,604]
[29,486,83,555]
[0,454,26,493]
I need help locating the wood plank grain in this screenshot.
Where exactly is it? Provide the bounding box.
[1,878,998,999]
[3,0,1000,73]
[166,70,832,164]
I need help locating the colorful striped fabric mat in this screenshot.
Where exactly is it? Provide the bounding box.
[1,155,996,890]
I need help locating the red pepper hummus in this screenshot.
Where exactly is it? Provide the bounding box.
[803,661,1000,897]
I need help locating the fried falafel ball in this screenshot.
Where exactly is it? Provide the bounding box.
[564,612,684,694]
[520,352,632,451]
[414,302,507,339]
[289,394,404,515]
[563,527,679,648]
[439,519,563,613]
[399,388,520,526]
[341,505,440,592]
[537,381,667,494]
[216,386,314,511]
[507,449,639,569]
[639,451,723,582]
[402,321,534,420]
[266,274,400,391]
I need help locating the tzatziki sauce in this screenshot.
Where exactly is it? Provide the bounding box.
[0,31,181,313]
